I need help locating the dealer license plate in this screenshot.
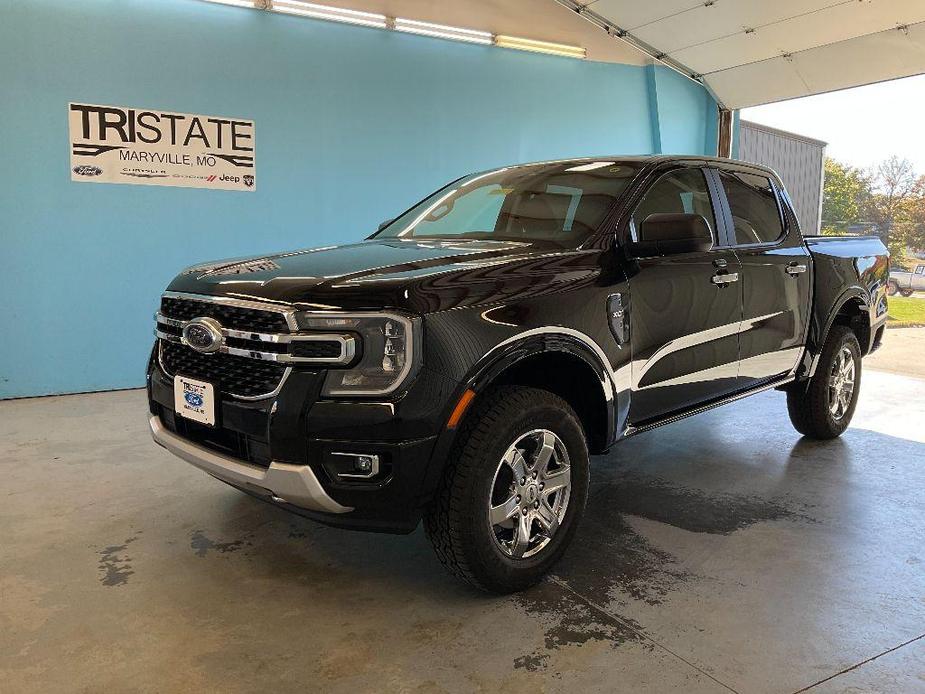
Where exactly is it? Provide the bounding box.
[174,375,216,426]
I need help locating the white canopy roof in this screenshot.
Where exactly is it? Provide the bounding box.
[571,0,925,108]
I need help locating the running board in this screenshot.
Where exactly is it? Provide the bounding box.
[623,376,795,438]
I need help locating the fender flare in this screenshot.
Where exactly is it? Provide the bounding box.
[806,286,871,378]
[467,327,617,403]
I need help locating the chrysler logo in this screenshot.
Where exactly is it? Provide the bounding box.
[182,317,223,354]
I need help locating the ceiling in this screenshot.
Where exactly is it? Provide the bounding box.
[264,0,925,109]
[571,0,925,108]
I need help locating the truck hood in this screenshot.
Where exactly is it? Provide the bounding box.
[165,238,602,313]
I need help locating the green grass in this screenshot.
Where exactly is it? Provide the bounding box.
[888,296,925,326]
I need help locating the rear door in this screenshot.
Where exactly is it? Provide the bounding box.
[626,167,743,423]
[712,167,811,387]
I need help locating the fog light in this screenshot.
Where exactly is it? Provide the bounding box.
[332,452,380,479]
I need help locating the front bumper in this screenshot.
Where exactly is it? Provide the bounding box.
[147,341,460,533]
[149,415,351,514]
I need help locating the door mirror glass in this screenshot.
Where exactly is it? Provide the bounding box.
[627,213,714,257]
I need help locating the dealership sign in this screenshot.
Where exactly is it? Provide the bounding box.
[68,103,255,191]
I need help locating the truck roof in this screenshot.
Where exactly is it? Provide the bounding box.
[496,155,782,186]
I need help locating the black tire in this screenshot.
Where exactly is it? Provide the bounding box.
[787,325,861,439]
[424,386,589,593]
[900,288,914,298]
[887,281,900,296]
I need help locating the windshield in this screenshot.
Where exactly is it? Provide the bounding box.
[373,161,640,247]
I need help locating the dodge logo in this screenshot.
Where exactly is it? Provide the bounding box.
[182,317,223,354]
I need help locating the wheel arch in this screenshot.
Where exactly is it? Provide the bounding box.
[807,288,872,378]
[470,330,616,452]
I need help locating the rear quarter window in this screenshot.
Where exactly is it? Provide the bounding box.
[719,170,785,245]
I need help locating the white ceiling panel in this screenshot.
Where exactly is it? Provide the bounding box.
[579,0,702,33]
[573,0,925,106]
[671,0,925,74]
[631,0,836,53]
[705,20,925,107]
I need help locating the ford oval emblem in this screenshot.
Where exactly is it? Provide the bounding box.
[182,317,223,354]
[73,165,103,177]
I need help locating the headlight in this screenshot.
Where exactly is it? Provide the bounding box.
[296,312,421,397]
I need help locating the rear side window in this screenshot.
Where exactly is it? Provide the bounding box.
[719,171,784,245]
[632,168,717,240]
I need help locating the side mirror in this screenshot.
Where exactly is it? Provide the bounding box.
[626,213,714,257]
[378,218,394,232]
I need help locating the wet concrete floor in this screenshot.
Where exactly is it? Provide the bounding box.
[1,369,923,692]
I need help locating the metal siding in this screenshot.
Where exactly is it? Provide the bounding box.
[738,121,825,236]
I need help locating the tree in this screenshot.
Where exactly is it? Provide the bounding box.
[903,176,925,252]
[867,156,918,262]
[822,157,868,231]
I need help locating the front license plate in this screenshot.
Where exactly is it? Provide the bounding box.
[174,375,216,426]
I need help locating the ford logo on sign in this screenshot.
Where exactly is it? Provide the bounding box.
[73,165,103,177]
[182,317,223,354]
[184,392,204,407]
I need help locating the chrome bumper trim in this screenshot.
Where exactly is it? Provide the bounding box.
[149,416,352,514]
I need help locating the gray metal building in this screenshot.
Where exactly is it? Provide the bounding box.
[738,120,826,236]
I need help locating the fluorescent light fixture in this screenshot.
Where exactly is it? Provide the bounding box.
[394,18,492,45]
[494,35,586,59]
[566,161,615,172]
[272,1,388,29]
[201,0,256,7]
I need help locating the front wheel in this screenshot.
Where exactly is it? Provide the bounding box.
[786,325,861,439]
[900,288,914,297]
[424,386,589,593]
[887,281,900,296]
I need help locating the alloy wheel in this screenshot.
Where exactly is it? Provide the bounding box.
[488,429,572,559]
[828,345,856,421]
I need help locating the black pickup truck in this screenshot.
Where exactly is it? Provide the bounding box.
[148,156,889,593]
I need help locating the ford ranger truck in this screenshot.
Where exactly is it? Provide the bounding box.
[148,156,889,593]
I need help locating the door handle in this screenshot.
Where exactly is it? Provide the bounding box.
[786,263,807,275]
[711,272,739,285]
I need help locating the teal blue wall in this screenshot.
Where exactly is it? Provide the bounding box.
[0,0,718,398]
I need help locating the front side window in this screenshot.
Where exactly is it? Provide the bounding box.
[374,161,640,248]
[719,170,785,245]
[632,168,717,241]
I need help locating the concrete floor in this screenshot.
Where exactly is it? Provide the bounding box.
[866,328,925,378]
[1,368,923,693]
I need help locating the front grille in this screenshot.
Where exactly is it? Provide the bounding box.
[160,340,287,398]
[160,296,289,332]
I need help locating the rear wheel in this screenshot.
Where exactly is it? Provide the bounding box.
[887,281,900,296]
[900,288,914,297]
[424,386,589,593]
[786,325,861,439]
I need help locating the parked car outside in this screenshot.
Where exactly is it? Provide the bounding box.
[888,264,925,296]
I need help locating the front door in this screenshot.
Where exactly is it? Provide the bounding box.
[713,168,811,387]
[627,167,743,424]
